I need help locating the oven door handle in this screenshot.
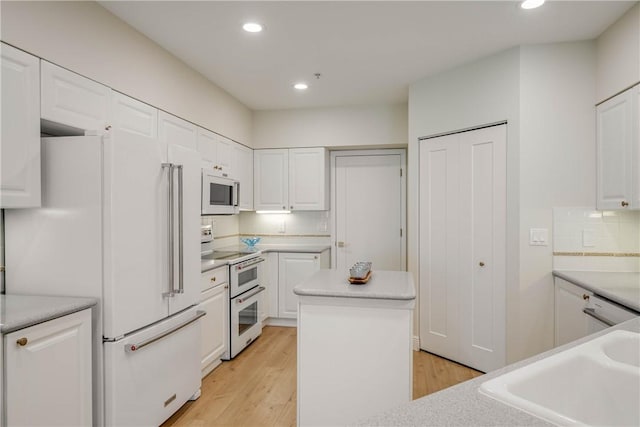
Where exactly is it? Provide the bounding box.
[583,307,616,327]
[237,257,265,269]
[236,286,266,304]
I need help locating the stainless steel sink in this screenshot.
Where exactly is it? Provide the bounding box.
[479,330,640,426]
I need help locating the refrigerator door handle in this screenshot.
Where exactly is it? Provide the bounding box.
[162,163,175,297]
[124,310,206,353]
[176,164,184,294]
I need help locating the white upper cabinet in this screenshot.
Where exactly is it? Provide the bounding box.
[41,60,110,132]
[110,92,158,138]
[158,111,198,154]
[254,147,329,211]
[197,128,235,179]
[235,143,254,210]
[254,149,289,211]
[289,147,329,211]
[0,43,41,208]
[596,84,639,210]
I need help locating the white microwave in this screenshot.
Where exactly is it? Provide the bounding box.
[201,171,239,215]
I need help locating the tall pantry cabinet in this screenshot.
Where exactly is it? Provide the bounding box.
[419,124,507,373]
[0,43,41,208]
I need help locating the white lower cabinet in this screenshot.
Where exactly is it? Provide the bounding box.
[265,251,330,321]
[555,277,593,347]
[200,267,229,377]
[4,309,92,426]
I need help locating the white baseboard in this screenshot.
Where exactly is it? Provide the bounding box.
[264,317,297,328]
[413,335,420,351]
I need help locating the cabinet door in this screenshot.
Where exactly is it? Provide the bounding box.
[235,143,254,210]
[158,111,198,161]
[5,309,92,426]
[596,88,635,210]
[200,283,229,375]
[0,43,41,208]
[254,149,289,210]
[41,60,110,132]
[289,147,329,210]
[278,253,321,319]
[111,92,158,138]
[216,136,235,179]
[555,278,592,347]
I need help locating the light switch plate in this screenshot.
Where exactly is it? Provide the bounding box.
[529,228,548,246]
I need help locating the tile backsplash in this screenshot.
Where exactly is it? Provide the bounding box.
[553,207,640,272]
[201,211,331,249]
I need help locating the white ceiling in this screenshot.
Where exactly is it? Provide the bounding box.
[99,1,635,111]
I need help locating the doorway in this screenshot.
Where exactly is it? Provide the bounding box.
[331,150,407,272]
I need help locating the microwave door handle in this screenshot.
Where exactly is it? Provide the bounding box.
[162,163,175,297]
[233,181,240,207]
[176,164,184,294]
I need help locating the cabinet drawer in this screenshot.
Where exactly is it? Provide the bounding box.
[201,266,229,292]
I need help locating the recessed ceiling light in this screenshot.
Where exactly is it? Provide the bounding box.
[521,0,545,9]
[294,83,308,90]
[243,22,263,33]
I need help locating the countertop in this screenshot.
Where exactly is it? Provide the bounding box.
[358,316,640,426]
[293,269,415,301]
[553,270,640,312]
[201,244,331,273]
[0,294,97,334]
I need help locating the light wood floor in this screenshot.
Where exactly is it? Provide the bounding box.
[163,326,482,427]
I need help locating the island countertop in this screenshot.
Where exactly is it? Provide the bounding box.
[293,269,415,301]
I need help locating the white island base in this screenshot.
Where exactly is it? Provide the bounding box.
[295,269,416,427]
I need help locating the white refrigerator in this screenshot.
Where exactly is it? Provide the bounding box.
[5,129,202,426]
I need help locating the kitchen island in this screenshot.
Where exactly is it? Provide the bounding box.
[294,269,415,426]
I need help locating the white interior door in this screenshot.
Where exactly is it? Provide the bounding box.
[419,124,506,373]
[333,151,406,272]
[418,134,461,362]
[458,126,506,372]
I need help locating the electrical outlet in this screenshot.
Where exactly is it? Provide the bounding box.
[278,219,286,234]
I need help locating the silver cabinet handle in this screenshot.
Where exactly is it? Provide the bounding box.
[236,286,265,304]
[176,164,184,294]
[124,310,206,353]
[583,308,616,327]
[162,163,174,297]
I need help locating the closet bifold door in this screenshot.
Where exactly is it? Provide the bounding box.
[419,124,506,373]
[457,125,506,373]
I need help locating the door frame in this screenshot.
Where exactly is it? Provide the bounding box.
[330,149,407,271]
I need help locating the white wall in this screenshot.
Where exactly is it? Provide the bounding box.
[252,104,407,149]
[0,1,252,145]
[517,42,597,360]
[409,47,522,363]
[409,42,597,364]
[596,2,640,103]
